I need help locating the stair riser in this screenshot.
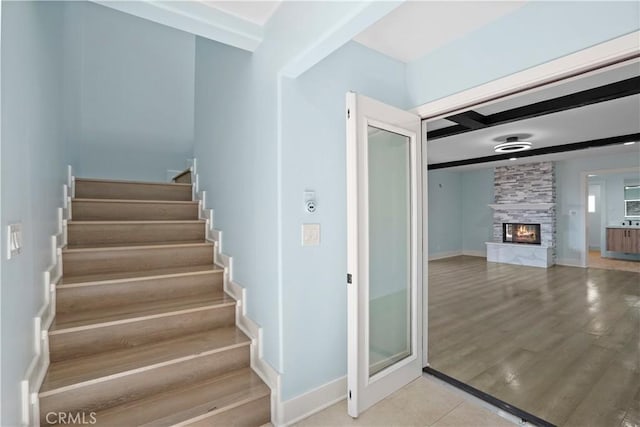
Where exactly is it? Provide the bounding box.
[68,222,206,247]
[75,181,192,201]
[186,395,271,427]
[50,305,235,362]
[57,272,224,313]
[40,346,250,425]
[72,200,199,221]
[63,245,214,277]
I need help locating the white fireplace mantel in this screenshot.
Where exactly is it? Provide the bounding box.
[488,203,555,210]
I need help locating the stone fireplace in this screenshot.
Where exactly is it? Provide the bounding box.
[486,162,556,267]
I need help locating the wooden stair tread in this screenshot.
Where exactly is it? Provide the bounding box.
[51,292,235,331]
[68,220,205,225]
[40,327,250,394]
[59,265,223,287]
[92,368,269,426]
[72,198,198,205]
[62,241,212,252]
[75,178,192,187]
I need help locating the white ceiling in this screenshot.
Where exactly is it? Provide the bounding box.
[200,1,281,26]
[353,1,526,63]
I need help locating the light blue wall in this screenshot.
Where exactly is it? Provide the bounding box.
[406,1,640,107]
[461,169,494,255]
[192,2,409,392]
[64,2,195,181]
[427,168,494,258]
[280,41,409,399]
[556,151,640,265]
[193,36,283,372]
[1,2,67,425]
[427,170,462,257]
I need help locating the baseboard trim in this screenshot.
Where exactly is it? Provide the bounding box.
[556,259,586,268]
[428,250,462,260]
[21,167,71,426]
[462,250,486,257]
[192,158,347,426]
[277,376,347,426]
[191,160,282,425]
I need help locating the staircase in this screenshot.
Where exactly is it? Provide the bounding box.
[39,175,271,426]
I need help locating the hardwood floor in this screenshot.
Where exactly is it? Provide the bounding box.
[428,256,640,427]
[589,249,640,273]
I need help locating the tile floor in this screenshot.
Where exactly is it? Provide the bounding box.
[293,374,517,427]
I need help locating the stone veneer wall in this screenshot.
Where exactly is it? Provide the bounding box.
[493,162,557,261]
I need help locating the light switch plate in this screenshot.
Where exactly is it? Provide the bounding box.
[302,223,320,246]
[7,223,23,259]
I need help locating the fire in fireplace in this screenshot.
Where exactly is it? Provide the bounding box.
[503,223,541,245]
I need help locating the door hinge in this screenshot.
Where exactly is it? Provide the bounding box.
[347,273,352,284]
[347,109,350,119]
[349,390,352,400]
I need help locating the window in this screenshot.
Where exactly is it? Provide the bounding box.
[588,195,596,213]
[624,184,640,217]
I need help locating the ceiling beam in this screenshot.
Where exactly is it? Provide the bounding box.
[427,76,640,140]
[427,133,640,170]
[445,110,488,130]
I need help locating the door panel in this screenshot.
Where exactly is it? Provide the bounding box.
[346,93,423,418]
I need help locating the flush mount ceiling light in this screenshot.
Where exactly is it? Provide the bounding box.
[494,136,532,153]
[623,141,637,145]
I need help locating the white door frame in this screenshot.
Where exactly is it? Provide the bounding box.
[582,166,640,267]
[414,31,639,367]
[346,92,422,417]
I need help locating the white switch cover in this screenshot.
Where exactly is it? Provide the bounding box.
[302,223,320,246]
[7,223,23,259]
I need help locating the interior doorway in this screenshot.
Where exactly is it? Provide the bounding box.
[585,168,640,273]
[419,47,639,426]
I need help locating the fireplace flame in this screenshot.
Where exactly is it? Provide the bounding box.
[516,225,536,239]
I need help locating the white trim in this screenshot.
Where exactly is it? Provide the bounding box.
[556,258,585,268]
[462,250,486,258]
[277,376,347,426]
[191,159,283,425]
[412,32,640,119]
[90,1,263,52]
[581,166,639,269]
[346,93,423,417]
[427,250,463,261]
[21,166,72,426]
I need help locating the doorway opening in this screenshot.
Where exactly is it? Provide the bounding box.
[585,168,640,273]
[420,45,639,427]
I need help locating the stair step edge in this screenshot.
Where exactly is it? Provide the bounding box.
[51,300,236,335]
[167,390,270,427]
[68,220,206,225]
[76,178,192,187]
[73,198,199,204]
[40,340,251,398]
[58,268,223,288]
[63,242,213,253]
[90,368,268,427]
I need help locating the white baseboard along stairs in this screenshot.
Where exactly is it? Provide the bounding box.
[37,171,272,426]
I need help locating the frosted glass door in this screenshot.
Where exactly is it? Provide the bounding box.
[367,126,411,377]
[346,92,422,418]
